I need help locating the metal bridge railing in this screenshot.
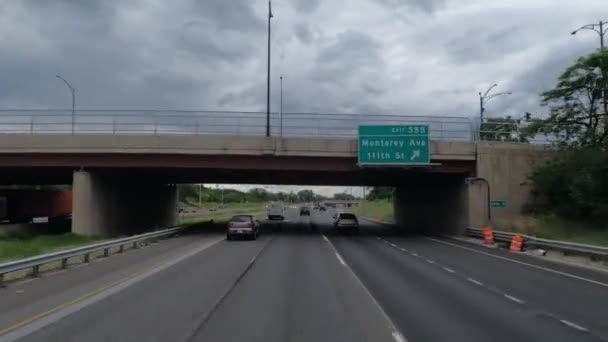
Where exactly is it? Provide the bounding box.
[0,110,476,141]
[0,109,554,143]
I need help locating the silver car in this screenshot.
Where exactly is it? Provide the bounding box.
[227,215,260,240]
[334,213,359,234]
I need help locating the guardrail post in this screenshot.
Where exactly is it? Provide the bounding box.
[61,258,68,269]
[132,241,138,249]
[154,121,158,135]
[84,253,90,263]
[118,244,124,253]
[112,117,116,134]
[103,248,109,257]
[32,265,40,277]
[30,116,34,134]
[0,273,4,288]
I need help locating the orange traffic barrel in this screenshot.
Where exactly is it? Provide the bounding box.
[509,235,523,252]
[482,227,494,244]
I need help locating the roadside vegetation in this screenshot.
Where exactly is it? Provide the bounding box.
[484,50,608,245]
[358,199,394,223]
[0,233,98,262]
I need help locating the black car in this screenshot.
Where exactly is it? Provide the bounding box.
[299,207,310,216]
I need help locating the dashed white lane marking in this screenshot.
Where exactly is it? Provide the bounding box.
[400,247,408,252]
[411,252,419,257]
[425,259,435,264]
[425,237,608,288]
[335,252,347,266]
[467,278,484,286]
[390,243,397,248]
[559,319,589,332]
[392,331,408,342]
[503,294,525,304]
[442,267,455,273]
[323,235,408,342]
[322,235,329,243]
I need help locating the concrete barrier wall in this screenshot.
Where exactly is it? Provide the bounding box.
[0,134,476,160]
[472,142,552,227]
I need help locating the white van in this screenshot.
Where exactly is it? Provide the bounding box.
[268,202,284,220]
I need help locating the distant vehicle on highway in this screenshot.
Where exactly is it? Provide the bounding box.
[227,215,260,240]
[319,206,327,212]
[334,213,359,234]
[299,207,310,216]
[268,202,284,220]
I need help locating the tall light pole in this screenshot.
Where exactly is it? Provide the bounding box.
[479,84,512,122]
[280,75,283,137]
[55,75,76,134]
[266,1,274,137]
[571,20,608,50]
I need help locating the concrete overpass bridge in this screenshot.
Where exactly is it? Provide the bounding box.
[0,132,549,237]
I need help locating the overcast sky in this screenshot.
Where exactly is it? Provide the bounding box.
[0,0,605,118]
[1,1,604,194]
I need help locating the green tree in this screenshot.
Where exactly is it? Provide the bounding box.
[534,49,608,148]
[365,187,393,200]
[333,192,355,200]
[297,190,315,202]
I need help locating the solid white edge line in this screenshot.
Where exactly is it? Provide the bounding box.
[559,319,589,332]
[442,267,455,273]
[323,235,408,342]
[503,294,525,304]
[322,235,330,243]
[467,278,484,286]
[425,237,608,288]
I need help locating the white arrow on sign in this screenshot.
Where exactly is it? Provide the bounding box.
[410,150,420,160]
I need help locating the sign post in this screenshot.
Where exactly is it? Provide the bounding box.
[358,125,430,165]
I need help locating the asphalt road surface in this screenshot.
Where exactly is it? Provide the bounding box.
[1,208,607,342]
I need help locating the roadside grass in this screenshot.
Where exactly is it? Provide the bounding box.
[357,200,394,222]
[495,215,608,247]
[183,200,264,211]
[0,233,99,262]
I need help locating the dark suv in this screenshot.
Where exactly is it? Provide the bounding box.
[299,207,311,216]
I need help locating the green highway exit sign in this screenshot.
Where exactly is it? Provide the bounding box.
[358,125,430,165]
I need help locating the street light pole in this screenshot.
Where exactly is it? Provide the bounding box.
[55,75,76,134]
[266,1,274,137]
[280,75,283,137]
[478,84,512,123]
[572,20,608,50]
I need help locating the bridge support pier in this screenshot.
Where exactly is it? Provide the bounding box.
[72,170,177,237]
[393,175,468,235]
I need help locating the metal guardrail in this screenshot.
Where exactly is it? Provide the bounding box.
[0,226,183,284]
[466,227,608,259]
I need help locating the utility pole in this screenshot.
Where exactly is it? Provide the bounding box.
[55,75,76,134]
[266,1,274,137]
[280,75,283,137]
[572,20,607,50]
[479,84,512,123]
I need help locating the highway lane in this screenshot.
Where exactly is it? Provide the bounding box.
[376,232,608,337]
[2,207,607,341]
[4,209,399,342]
[317,213,607,341]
